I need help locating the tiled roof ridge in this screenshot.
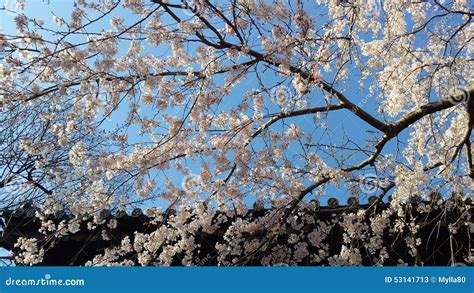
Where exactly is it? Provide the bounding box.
[1,195,471,220]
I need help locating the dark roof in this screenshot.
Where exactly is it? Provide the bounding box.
[0,198,472,266]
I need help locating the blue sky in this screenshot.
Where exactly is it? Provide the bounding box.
[0,0,414,211]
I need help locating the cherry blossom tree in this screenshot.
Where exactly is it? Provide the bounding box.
[0,0,472,266]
